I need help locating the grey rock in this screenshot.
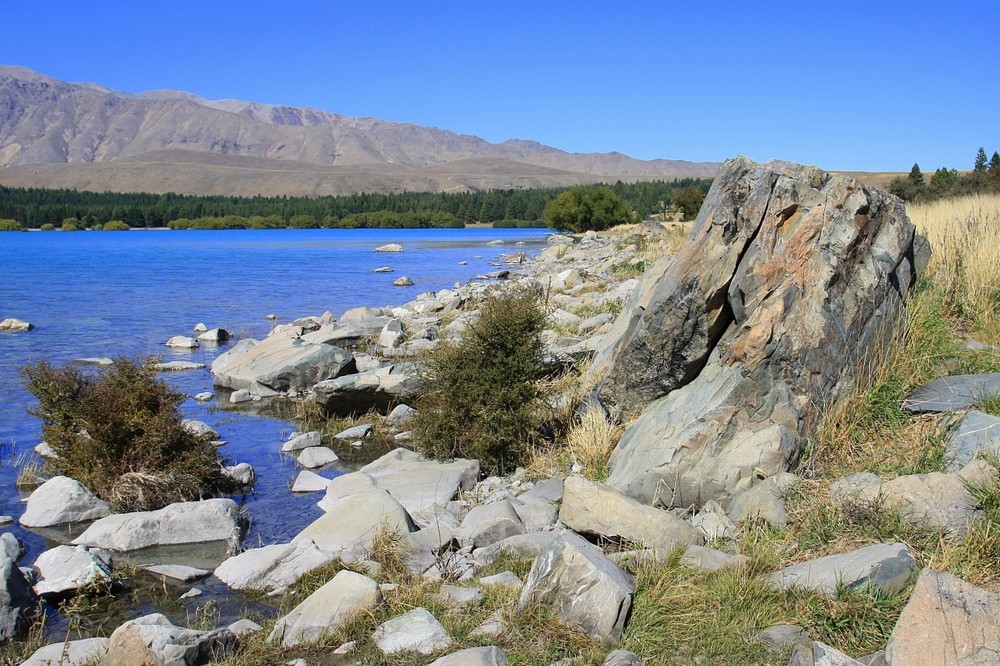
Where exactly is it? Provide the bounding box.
[156,360,205,371]
[755,624,811,652]
[386,403,416,427]
[789,641,865,666]
[470,610,505,638]
[473,531,563,567]
[297,446,339,469]
[513,500,558,533]
[32,544,113,597]
[332,423,374,440]
[886,569,1000,665]
[592,158,921,509]
[267,570,380,647]
[311,363,420,416]
[229,388,254,404]
[196,327,229,343]
[193,391,213,402]
[944,410,1000,472]
[559,476,702,556]
[829,473,883,502]
[165,335,198,349]
[227,619,262,636]
[479,571,522,589]
[690,499,738,540]
[393,276,414,286]
[429,646,507,666]
[101,612,237,665]
[281,430,322,452]
[21,637,109,666]
[903,374,1000,413]
[181,419,219,439]
[517,531,634,645]
[215,539,336,595]
[290,470,331,493]
[679,545,751,572]
[373,607,452,655]
[768,542,916,596]
[143,565,210,582]
[0,317,33,331]
[20,476,110,527]
[726,473,800,528]
[73,498,242,552]
[354,447,479,517]
[434,584,483,607]
[460,500,526,548]
[1,539,37,642]
[518,478,564,504]
[222,462,255,486]
[603,650,644,666]
[296,489,415,560]
[374,243,403,253]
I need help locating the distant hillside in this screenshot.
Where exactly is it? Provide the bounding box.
[0,66,719,196]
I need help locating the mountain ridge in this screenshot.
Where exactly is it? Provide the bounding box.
[0,66,719,196]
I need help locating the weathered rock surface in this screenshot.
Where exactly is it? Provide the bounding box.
[726,472,799,528]
[373,607,452,655]
[885,569,1000,665]
[311,363,420,416]
[602,650,644,666]
[944,410,1000,472]
[1,539,37,643]
[165,335,198,349]
[32,544,113,597]
[73,498,242,552]
[429,646,507,666]
[296,489,415,559]
[143,565,209,582]
[591,157,922,509]
[214,539,336,595]
[903,374,1000,413]
[267,570,380,647]
[21,637,109,665]
[20,476,110,527]
[0,317,33,331]
[789,641,866,666]
[281,430,322,452]
[517,531,634,645]
[211,330,356,396]
[100,613,237,665]
[460,500,526,548]
[559,476,702,555]
[291,470,331,493]
[297,446,339,468]
[768,542,915,596]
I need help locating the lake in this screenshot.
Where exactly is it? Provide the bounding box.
[0,227,549,633]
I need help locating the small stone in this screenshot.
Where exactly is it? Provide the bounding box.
[194,392,214,402]
[479,571,522,589]
[143,565,210,582]
[179,587,202,599]
[165,335,199,349]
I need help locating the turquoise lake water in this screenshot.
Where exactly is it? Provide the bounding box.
[0,227,548,632]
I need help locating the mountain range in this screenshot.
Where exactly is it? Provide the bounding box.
[0,66,719,197]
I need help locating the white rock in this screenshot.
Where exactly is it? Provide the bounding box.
[374,607,452,655]
[298,447,339,469]
[32,545,113,597]
[215,539,336,595]
[143,564,210,582]
[393,276,415,287]
[156,360,205,371]
[268,570,381,647]
[165,335,199,349]
[0,318,33,331]
[20,637,109,666]
[296,489,415,560]
[374,243,403,253]
[20,476,110,527]
[282,430,322,452]
[194,391,214,402]
[181,418,219,440]
[223,462,255,486]
[73,498,242,552]
[291,470,332,493]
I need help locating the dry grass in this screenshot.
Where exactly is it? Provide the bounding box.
[563,408,624,482]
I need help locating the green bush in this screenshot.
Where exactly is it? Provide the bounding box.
[21,357,231,512]
[39,223,55,231]
[412,286,548,474]
[102,220,130,231]
[0,218,22,231]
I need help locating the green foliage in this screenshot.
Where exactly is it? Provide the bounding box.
[39,223,55,231]
[21,357,231,512]
[543,185,633,232]
[673,186,706,220]
[890,147,1000,201]
[412,287,548,474]
[59,218,79,231]
[102,220,130,231]
[0,218,22,231]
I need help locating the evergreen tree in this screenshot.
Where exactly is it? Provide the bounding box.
[974,147,988,173]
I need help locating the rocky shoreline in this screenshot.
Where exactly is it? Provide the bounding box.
[5,158,1000,665]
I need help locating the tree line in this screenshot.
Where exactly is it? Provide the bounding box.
[889,147,1000,202]
[0,178,713,230]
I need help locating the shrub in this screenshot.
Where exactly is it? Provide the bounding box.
[0,218,22,231]
[59,219,79,231]
[21,357,230,512]
[39,223,55,231]
[412,286,548,474]
[102,220,130,231]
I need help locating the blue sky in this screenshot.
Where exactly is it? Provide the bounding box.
[2,1,996,172]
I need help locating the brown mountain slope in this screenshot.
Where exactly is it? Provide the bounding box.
[0,66,718,196]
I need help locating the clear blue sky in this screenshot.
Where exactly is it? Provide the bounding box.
[2,1,997,172]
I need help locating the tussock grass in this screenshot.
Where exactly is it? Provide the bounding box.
[562,408,624,482]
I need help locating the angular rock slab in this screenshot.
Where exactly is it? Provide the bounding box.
[517,531,635,645]
[903,374,1000,413]
[559,476,702,555]
[886,569,1000,666]
[32,544,113,597]
[214,539,336,595]
[429,646,507,666]
[100,613,237,666]
[373,607,452,655]
[351,447,478,517]
[945,410,1000,472]
[73,498,242,552]
[268,570,380,647]
[594,157,921,509]
[1,539,37,642]
[20,476,110,528]
[311,363,420,416]
[21,637,109,666]
[460,500,525,549]
[789,641,866,665]
[296,489,415,560]
[768,542,915,597]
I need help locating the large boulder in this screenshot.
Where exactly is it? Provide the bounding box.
[214,539,336,595]
[517,531,634,645]
[592,157,924,508]
[885,568,1000,665]
[559,476,702,555]
[20,476,110,527]
[267,570,380,647]
[21,637,109,665]
[211,328,356,396]
[295,489,415,560]
[100,613,237,665]
[1,539,37,643]
[73,499,242,552]
[32,544,114,597]
[311,363,420,416]
[354,447,479,518]
[768,542,916,596]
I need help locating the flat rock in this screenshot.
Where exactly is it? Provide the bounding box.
[75,357,113,365]
[789,641,866,665]
[32,544,113,597]
[101,612,237,665]
[282,430,322,452]
[295,489,415,560]
[903,374,1000,413]
[944,410,1000,472]
[332,423,374,440]
[165,335,198,349]
[559,475,702,555]
[297,446,339,468]
[517,531,634,645]
[215,539,336,595]
[768,542,916,596]
[155,360,205,371]
[886,568,1000,665]
[311,363,420,416]
[1,317,33,331]
[479,571,522,589]
[473,532,562,567]
[20,476,110,528]
[434,584,483,607]
[460,500,525,548]
[680,544,751,572]
[429,646,507,666]
[374,243,403,253]
[355,447,478,517]
[267,570,380,647]
[143,564,210,582]
[73,498,242,552]
[291,470,331,493]
[373,607,452,655]
[21,637,109,666]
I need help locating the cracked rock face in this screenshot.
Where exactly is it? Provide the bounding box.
[592,156,924,509]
